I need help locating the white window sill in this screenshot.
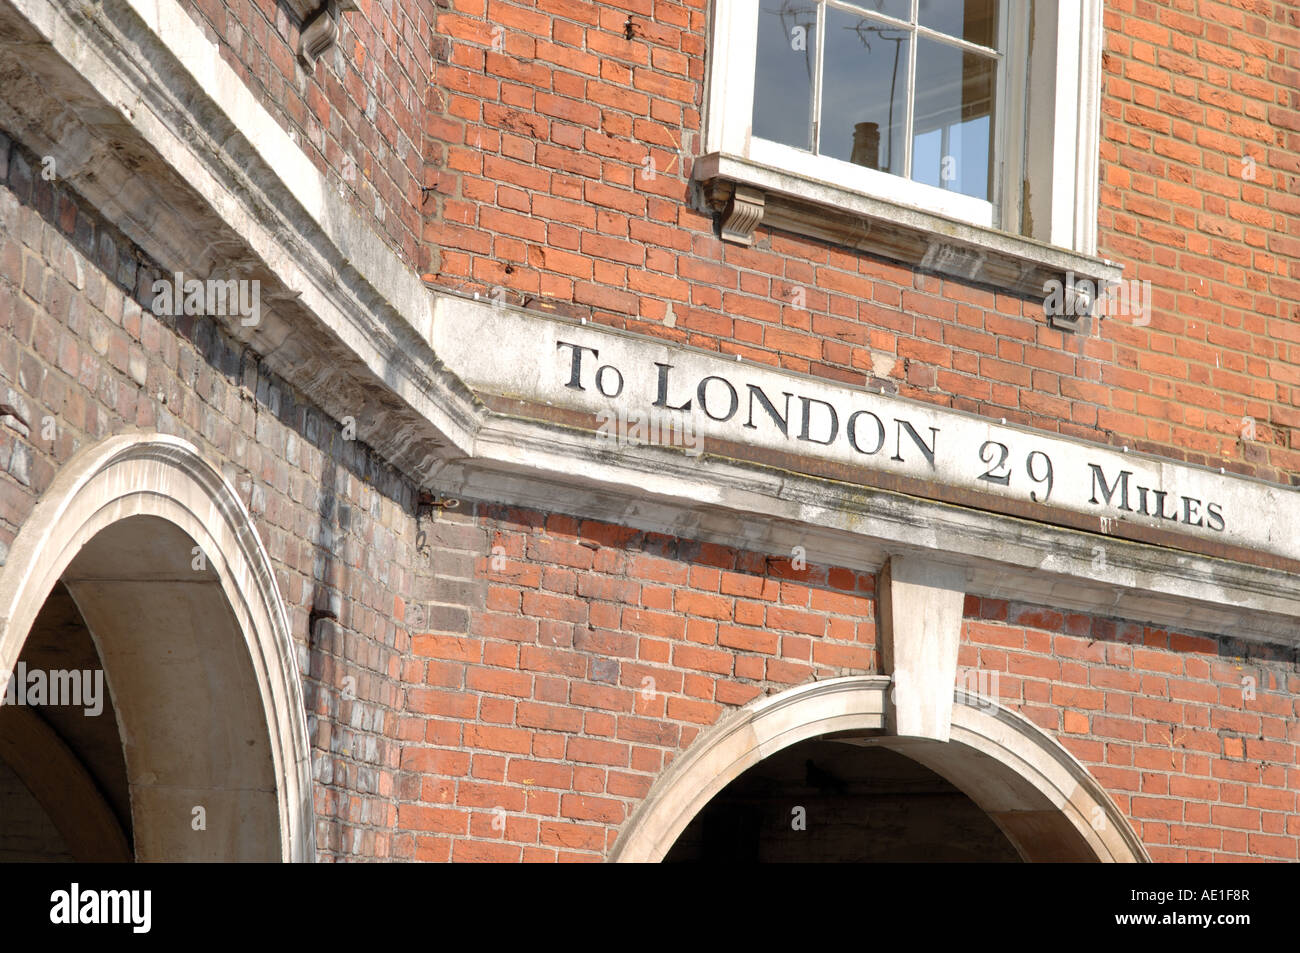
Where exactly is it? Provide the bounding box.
[749,139,996,229]
[695,152,1123,332]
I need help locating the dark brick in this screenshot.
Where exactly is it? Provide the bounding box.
[96,231,116,274]
[8,149,31,203]
[429,574,485,606]
[590,658,619,684]
[116,249,137,291]
[425,603,470,633]
[32,173,53,220]
[72,211,94,258]
[56,191,77,234]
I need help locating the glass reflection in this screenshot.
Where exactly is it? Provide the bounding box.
[918,0,997,48]
[910,37,995,199]
[820,5,910,174]
[753,0,817,151]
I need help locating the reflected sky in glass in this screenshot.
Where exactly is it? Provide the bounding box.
[750,0,1000,202]
[846,0,911,22]
[819,6,909,173]
[910,38,994,199]
[752,0,816,151]
[918,0,997,47]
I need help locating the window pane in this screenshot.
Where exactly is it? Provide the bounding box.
[819,6,910,174]
[910,38,995,200]
[752,0,818,151]
[842,0,911,22]
[918,0,997,49]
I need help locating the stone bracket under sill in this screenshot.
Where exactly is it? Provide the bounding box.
[696,152,1124,333]
[292,0,358,65]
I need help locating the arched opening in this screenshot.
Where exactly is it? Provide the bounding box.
[665,738,1022,862]
[0,581,131,861]
[0,435,314,861]
[612,676,1148,863]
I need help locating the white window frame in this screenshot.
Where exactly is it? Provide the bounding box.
[703,0,1106,256]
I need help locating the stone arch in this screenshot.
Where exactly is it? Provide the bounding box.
[0,433,314,861]
[611,675,1148,863]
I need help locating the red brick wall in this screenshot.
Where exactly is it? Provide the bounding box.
[1097,0,1300,482]
[395,502,1300,862]
[421,0,1300,485]
[405,1,1300,859]
[0,133,421,860]
[4,117,1298,861]
[8,0,1299,864]
[398,503,877,861]
[963,596,1300,861]
[178,0,439,269]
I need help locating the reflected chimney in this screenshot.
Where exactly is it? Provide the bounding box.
[851,121,880,170]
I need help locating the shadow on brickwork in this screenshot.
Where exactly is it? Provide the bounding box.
[0,126,420,859]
